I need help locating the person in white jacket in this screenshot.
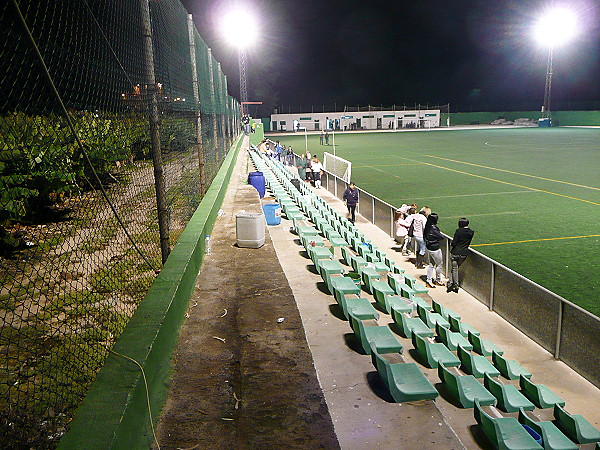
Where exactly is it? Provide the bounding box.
[406,206,430,268]
[394,209,410,254]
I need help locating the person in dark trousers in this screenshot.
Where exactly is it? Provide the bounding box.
[447,217,474,293]
[343,182,359,224]
[424,213,445,288]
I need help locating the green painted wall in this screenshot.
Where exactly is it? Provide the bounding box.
[59,134,245,449]
[441,110,600,126]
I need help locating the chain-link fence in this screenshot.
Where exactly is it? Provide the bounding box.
[0,0,239,446]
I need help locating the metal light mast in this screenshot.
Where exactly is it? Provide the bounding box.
[239,47,248,104]
[542,46,553,118]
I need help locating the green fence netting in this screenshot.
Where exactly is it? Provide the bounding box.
[0,0,239,446]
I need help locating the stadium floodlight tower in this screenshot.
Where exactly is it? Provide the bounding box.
[534,7,577,119]
[222,9,257,106]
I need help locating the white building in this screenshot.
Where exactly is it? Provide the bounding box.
[270,109,440,132]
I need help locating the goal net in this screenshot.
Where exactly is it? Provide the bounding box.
[323,152,352,183]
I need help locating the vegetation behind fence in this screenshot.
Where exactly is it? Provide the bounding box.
[0,0,239,446]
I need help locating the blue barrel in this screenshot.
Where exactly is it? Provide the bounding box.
[262,204,281,225]
[248,171,266,198]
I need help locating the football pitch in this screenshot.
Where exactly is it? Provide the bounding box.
[280,127,600,316]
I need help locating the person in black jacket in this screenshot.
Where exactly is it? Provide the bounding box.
[424,213,445,288]
[342,182,359,224]
[447,217,474,293]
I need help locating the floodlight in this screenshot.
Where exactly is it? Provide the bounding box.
[222,10,257,49]
[534,8,577,47]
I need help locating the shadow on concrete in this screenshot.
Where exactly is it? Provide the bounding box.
[328,304,347,321]
[434,382,463,409]
[366,371,395,403]
[343,332,366,355]
[316,281,330,295]
[408,348,433,369]
[469,423,493,450]
[307,264,319,275]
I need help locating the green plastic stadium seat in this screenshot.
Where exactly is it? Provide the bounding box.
[417,303,450,329]
[438,364,496,409]
[331,276,361,305]
[492,351,532,380]
[518,408,577,450]
[449,315,480,337]
[519,376,565,409]
[436,323,473,352]
[553,404,600,444]
[457,345,500,378]
[341,246,354,265]
[361,267,381,294]
[308,246,333,266]
[474,401,543,450]
[385,295,412,315]
[302,234,325,249]
[350,254,369,273]
[371,351,438,402]
[412,333,460,369]
[348,311,403,355]
[393,312,434,339]
[412,295,431,311]
[342,297,379,321]
[468,330,504,356]
[317,259,345,278]
[402,273,429,294]
[371,280,395,305]
[432,300,461,322]
[483,373,534,413]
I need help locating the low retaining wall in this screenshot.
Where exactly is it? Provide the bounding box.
[59,135,245,449]
[441,110,600,126]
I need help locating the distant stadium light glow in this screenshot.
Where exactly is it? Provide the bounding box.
[534,8,577,47]
[222,10,257,49]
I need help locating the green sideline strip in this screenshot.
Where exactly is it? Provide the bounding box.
[58,135,244,449]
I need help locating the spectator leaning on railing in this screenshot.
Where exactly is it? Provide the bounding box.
[447,217,474,293]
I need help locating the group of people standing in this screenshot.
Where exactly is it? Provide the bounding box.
[295,151,324,189]
[257,139,294,166]
[394,204,474,293]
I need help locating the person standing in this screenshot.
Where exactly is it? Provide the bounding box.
[311,156,323,188]
[320,130,325,145]
[281,145,289,165]
[447,218,474,293]
[325,131,330,145]
[343,182,359,224]
[287,146,294,165]
[394,209,410,253]
[296,153,308,181]
[241,115,250,135]
[424,213,445,288]
[406,207,430,268]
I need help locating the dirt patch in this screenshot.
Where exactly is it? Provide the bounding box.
[154,152,339,449]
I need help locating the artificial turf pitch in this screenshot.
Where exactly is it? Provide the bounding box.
[280,127,600,317]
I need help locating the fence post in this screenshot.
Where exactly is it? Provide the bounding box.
[207,48,219,163]
[489,264,495,310]
[187,14,206,196]
[140,0,170,264]
[218,64,227,151]
[555,301,564,359]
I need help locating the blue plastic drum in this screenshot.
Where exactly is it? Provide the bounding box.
[262,204,281,225]
[248,171,266,198]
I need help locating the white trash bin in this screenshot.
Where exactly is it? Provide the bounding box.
[236,212,266,248]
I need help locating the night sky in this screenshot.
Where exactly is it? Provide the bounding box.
[182,0,600,114]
